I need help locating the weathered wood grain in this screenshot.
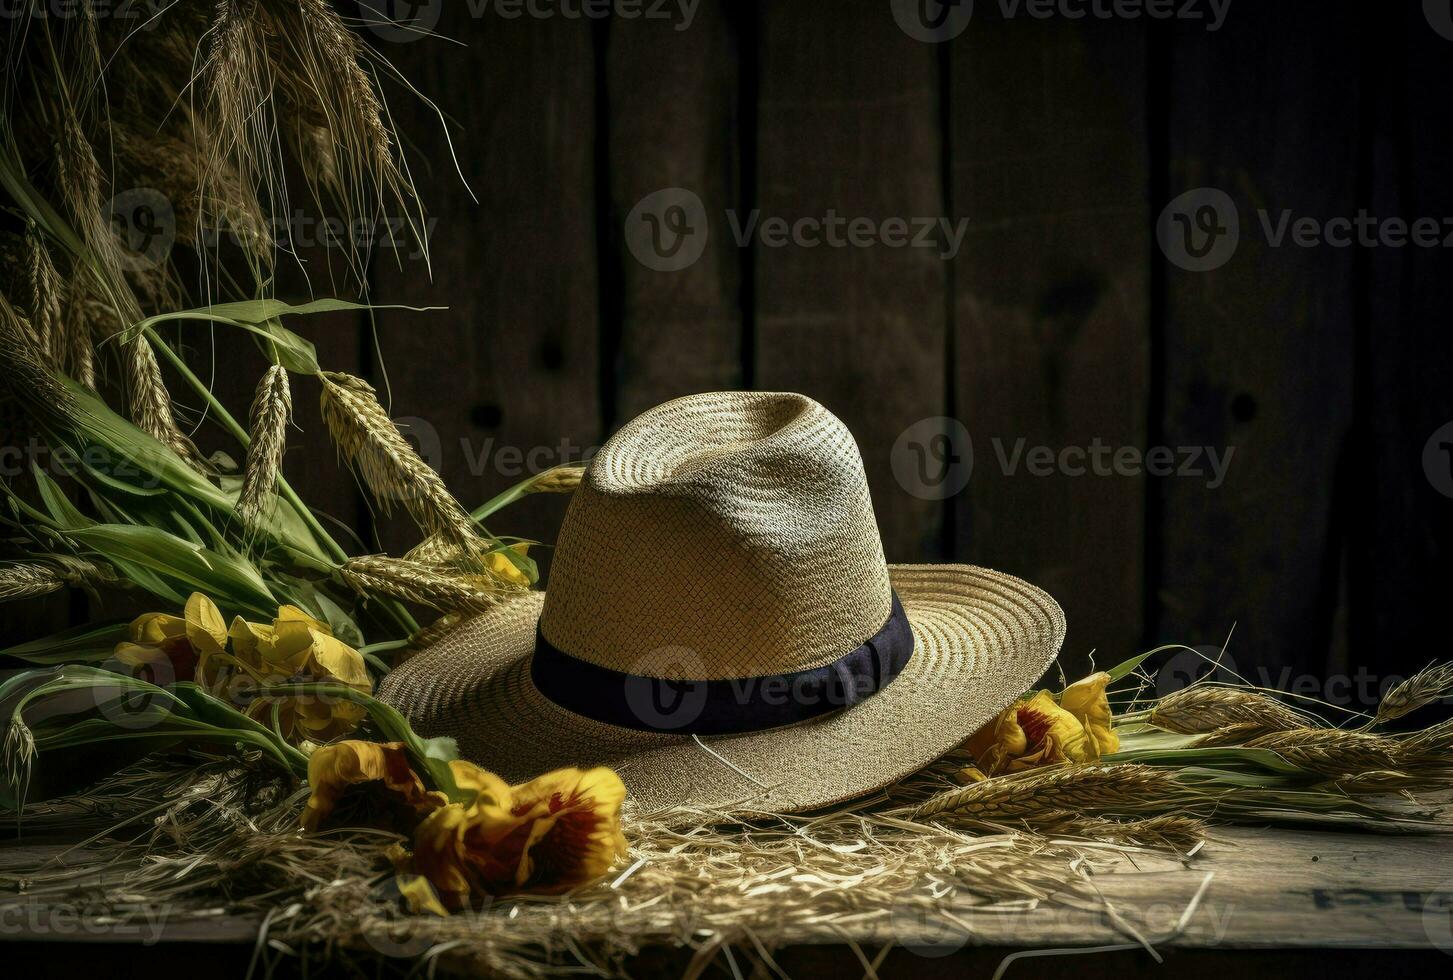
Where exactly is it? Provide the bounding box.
[949,14,1150,679]
[605,1,744,426]
[753,1,947,563]
[1152,6,1359,680]
[1348,4,1453,686]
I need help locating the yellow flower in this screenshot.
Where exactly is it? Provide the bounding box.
[410,766,627,909]
[301,740,446,833]
[1059,671,1119,756]
[113,592,226,684]
[965,673,1119,776]
[486,543,531,588]
[227,607,373,743]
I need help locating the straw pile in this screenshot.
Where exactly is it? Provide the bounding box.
[2,754,1138,978]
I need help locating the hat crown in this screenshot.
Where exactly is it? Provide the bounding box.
[539,391,892,680]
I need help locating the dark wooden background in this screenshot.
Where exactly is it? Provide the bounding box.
[7,0,1452,701]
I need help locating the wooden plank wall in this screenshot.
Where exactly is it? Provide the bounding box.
[5,0,1449,699]
[950,12,1149,678]
[1153,6,1360,679]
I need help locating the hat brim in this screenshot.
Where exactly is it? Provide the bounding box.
[378,564,1065,815]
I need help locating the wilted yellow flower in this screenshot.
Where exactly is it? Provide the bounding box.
[1059,671,1119,756]
[113,592,226,684]
[410,765,628,909]
[965,673,1119,777]
[226,606,372,742]
[301,740,446,833]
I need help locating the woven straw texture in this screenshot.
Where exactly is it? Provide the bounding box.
[380,391,1065,814]
[542,391,891,678]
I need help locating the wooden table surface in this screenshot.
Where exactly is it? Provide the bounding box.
[3,825,1451,977]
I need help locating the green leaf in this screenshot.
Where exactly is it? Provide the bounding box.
[129,299,441,375]
[0,621,129,666]
[31,463,93,529]
[1104,745,1311,777]
[68,524,276,617]
[471,465,576,522]
[1104,644,1204,684]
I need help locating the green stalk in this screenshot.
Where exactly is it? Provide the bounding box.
[144,328,421,636]
[256,683,463,801]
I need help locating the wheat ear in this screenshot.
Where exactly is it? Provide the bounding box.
[339,556,502,615]
[237,365,292,529]
[912,765,1189,824]
[1375,664,1453,726]
[125,338,205,469]
[1150,685,1313,735]
[318,372,480,551]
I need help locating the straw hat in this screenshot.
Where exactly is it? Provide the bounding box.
[380,392,1064,814]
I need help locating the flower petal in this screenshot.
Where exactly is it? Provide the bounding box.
[129,612,185,644]
[301,740,445,833]
[183,593,228,656]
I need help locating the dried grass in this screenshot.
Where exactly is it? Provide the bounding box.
[1,755,1128,979]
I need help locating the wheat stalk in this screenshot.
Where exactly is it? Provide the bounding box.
[1244,728,1403,777]
[1150,685,1313,735]
[531,465,586,493]
[23,222,64,360]
[1035,812,1208,851]
[911,764,1190,823]
[1398,718,1453,773]
[0,294,72,413]
[125,338,205,469]
[0,558,124,601]
[1375,663,1453,725]
[319,371,480,552]
[237,365,292,529]
[201,0,276,254]
[339,556,503,615]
